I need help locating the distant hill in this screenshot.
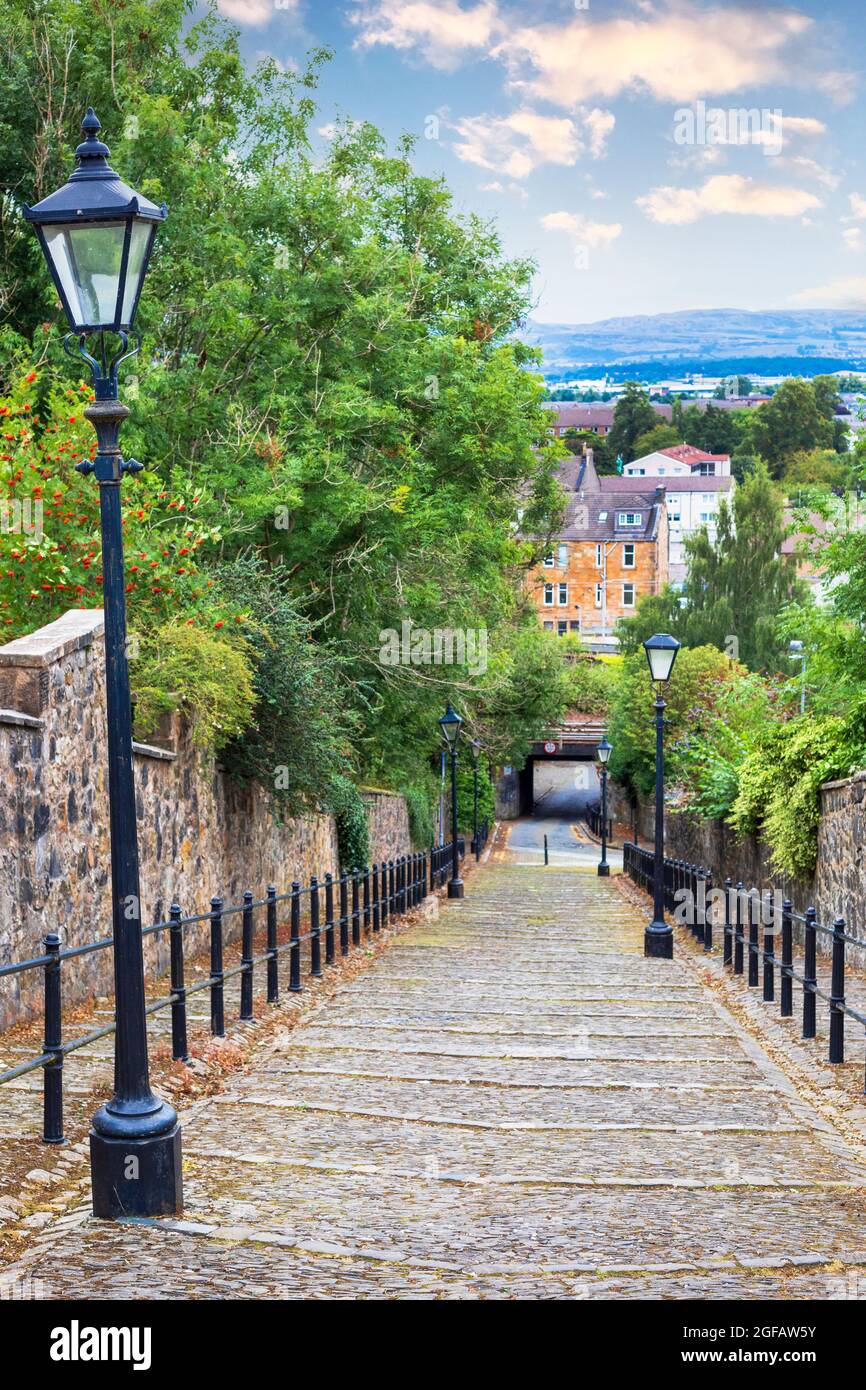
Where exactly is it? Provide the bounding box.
[520,309,866,381]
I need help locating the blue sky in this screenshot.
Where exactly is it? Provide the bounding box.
[205,0,866,325]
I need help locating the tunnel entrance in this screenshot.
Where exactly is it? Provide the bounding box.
[530,758,599,818]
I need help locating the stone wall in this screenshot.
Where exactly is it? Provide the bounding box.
[609,774,866,964]
[0,610,411,1028]
[363,790,412,864]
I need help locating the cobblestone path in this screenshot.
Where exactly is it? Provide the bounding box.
[6,864,866,1299]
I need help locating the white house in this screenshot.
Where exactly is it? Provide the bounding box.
[596,474,734,585]
[623,444,731,479]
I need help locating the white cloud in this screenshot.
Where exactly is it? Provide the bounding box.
[541,210,623,249]
[451,109,601,178]
[844,194,866,222]
[349,0,499,70]
[218,0,299,22]
[637,174,822,225]
[843,227,863,252]
[481,180,529,204]
[495,5,820,108]
[791,276,866,308]
[585,108,616,159]
[788,156,839,190]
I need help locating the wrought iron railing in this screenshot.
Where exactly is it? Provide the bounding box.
[586,807,613,842]
[623,841,866,1086]
[1,839,467,1144]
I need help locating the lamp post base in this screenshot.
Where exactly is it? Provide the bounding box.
[90,1123,183,1219]
[644,920,674,959]
[597,862,610,877]
[447,878,465,899]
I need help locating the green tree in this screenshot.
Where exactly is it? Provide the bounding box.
[631,422,681,458]
[607,383,658,464]
[752,379,834,476]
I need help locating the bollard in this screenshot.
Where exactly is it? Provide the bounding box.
[210,896,225,1036]
[266,885,279,1001]
[169,903,189,1060]
[42,933,64,1144]
[829,916,846,1064]
[310,875,322,978]
[289,881,302,992]
[240,889,254,1021]
[803,906,817,1039]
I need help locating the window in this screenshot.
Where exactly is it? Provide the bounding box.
[543,583,554,606]
[658,467,665,475]
[622,542,635,568]
[543,552,555,568]
[702,494,715,505]
[557,620,568,637]
[618,512,642,527]
[595,543,603,568]
[622,582,635,607]
[699,511,713,524]
[698,462,716,476]
[557,582,568,606]
[557,542,568,566]
[594,582,603,608]
[598,511,608,522]
[569,620,581,631]
[543,620,554,631]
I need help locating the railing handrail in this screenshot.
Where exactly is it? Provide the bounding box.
[0,829,483,1144]
[622,840,866,1075]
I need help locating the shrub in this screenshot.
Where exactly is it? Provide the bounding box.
[330,775,370,872]
[131,621,256,750]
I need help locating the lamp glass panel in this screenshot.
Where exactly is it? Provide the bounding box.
[120,220,153,324]
[646,645,676,682]
[44,222,126,328]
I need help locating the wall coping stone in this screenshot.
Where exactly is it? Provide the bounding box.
[821,770,866,794]
[0,608,104,669]
[0,709,45,729]
[133,740,177,762]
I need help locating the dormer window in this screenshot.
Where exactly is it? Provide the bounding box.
[618,512,642,527]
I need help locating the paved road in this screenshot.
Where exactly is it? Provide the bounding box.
[6,858,866,1299]
[508,814,623,871]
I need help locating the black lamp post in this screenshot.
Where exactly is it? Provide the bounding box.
[470,738,481,861]
[25,110,181,1218]
[643,633,681,959]
[439,704,464,898]
[596,737,612,877]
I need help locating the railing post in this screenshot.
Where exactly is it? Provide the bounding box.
[723,877,733,966]
[372,863,380,932]
[169,903,188,1060]
[363,866,371,935]
[734,882,744,975]
[780,898,793,1018]
[290,881,302,991]
[803,905,817,1039]
[762,891,774,1002]
[324,873,335,964]
[310,875,322,978]
[703,871,713,953]
[42,933,64,1144]
[210,896,225,1036]
[352,870,360,946]
[339,871,349,956]
[240,889,254,1021]
[267,885,279,1001]
[389,858,396,914]
[748,888,759,987]
[829,915,846,1064]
